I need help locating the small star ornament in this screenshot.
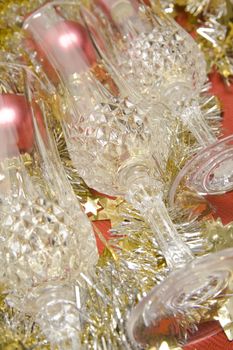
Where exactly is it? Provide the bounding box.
[83,197,102,216]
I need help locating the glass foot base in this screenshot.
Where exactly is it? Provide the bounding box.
[169,135,233,207]
[126,248,233,348]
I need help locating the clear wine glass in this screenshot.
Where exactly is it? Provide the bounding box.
[83,0,216,146]
[169,134,233,205]
[0,57,98,349]
[23,2,233,346]
[82,0,233,203]
[23,1,192,267]
[22,0,221,203]
[126,248,233,348]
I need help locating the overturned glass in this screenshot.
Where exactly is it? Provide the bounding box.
[0,59,98,349]
[83,0,233,200]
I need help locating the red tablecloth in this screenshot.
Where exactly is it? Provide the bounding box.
[94,71,233,349]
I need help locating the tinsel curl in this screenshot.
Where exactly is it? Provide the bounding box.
[0,0,233,349]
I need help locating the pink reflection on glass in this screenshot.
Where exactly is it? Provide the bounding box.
[0,107,16,125]
[24,5,98,81]
[59,32,82,49]
[0,94,46,154]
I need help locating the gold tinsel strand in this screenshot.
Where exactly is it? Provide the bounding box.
[0,286,49,350]
[161,0,233,81]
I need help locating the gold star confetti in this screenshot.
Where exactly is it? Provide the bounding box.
[158,341,182,350]
[161,0,233,81]
[217,297,233,340]
[82,197,102,216]
[97,197,125,226]
[203,219,233,252]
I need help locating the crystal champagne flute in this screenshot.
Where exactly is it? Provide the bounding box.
[25,0,233,203]
[126,248,233,347]
[82,0,233,200]
[23,1,192,267]
[84,0,215,146]
[0,58,98,349]
[24,3,233,346]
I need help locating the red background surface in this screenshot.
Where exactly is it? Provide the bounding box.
[94,72,233,349]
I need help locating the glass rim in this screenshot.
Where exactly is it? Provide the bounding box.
[23,1,80,30]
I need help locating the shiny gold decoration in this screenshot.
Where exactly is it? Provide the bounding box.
[204,219,233,340]
[93,223,119,261]
[79,246,167,349]
[96,197,125,225]
[161,0,233,81]
[148,341,182,350]
[0,286,49,350]
[204,219,233,252]
[157,341,182,350]
[0,0,43,53]
[83,197,102,215]
[218,297,233,341]
[197,17,233,81]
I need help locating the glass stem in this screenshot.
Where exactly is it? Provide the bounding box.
[180,104,217,148]
[26,284,81,350]
[119,159,194,269]
[143,195,194,269]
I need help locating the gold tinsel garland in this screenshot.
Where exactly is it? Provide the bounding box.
[161,0,233,82]
[0,0,233,349]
